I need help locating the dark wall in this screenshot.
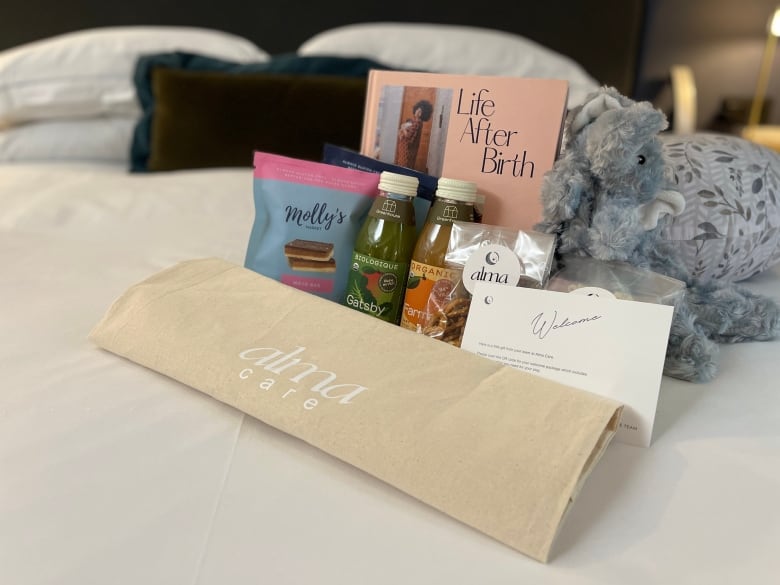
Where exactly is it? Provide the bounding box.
[637,0,780,128]
[0,0,646,97]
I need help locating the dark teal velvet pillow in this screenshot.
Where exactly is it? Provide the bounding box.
[130,52,394,172]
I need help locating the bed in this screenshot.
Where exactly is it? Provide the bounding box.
[2,2,779,583]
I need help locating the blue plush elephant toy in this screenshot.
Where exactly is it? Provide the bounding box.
[535,86,779,382]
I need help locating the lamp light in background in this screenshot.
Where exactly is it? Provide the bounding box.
[748,6,780,126]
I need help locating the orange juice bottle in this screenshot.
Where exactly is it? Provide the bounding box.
[399,177,477,331]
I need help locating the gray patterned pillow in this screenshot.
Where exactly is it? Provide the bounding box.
[660,132,780,282]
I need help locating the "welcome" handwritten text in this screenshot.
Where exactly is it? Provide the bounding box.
[531,310,602,340]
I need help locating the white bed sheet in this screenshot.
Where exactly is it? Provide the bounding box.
[1,162,779,584]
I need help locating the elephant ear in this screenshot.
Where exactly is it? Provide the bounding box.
[565,85,631,139]
[569,90,624,135]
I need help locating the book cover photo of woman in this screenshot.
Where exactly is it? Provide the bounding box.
[372,85,451,176]
[396,98,433,168]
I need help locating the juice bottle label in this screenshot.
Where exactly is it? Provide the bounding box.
[368,196,416,223]
[344,251,410,323]
[427,199,474,225]
[400,260,462,331]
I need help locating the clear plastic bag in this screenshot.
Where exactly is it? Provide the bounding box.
[419,221,555,346]
[545,254,686,306]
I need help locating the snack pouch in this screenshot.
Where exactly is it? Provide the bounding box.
[245,151,380,302]
[321,143,435,234]
[421,221,555,346]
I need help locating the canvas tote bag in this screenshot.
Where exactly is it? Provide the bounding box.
[89,257,622,562]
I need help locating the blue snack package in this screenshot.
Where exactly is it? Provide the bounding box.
[245,151,380,302]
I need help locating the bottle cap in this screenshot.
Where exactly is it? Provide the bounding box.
[436,177,478,203]
[379,171,419,197]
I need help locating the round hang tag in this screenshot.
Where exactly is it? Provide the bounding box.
[569,286,616,299]
[461,244,523,295]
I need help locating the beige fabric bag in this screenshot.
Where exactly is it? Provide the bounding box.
[89,257,622,562]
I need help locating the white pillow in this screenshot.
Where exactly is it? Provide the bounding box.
[298,22,599,108]
[0,117,136,162]
[0,26,269,126]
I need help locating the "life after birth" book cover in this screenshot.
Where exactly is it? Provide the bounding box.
[360,70,569,231]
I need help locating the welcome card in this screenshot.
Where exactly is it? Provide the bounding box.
[460,283,674,447]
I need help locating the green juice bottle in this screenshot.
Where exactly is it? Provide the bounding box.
[343,171,419,324]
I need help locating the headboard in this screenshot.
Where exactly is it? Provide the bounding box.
[0,0,647,97]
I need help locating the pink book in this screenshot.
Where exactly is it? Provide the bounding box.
[360,70,568,231]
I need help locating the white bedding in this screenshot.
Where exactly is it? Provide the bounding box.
[1,162,779,584]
